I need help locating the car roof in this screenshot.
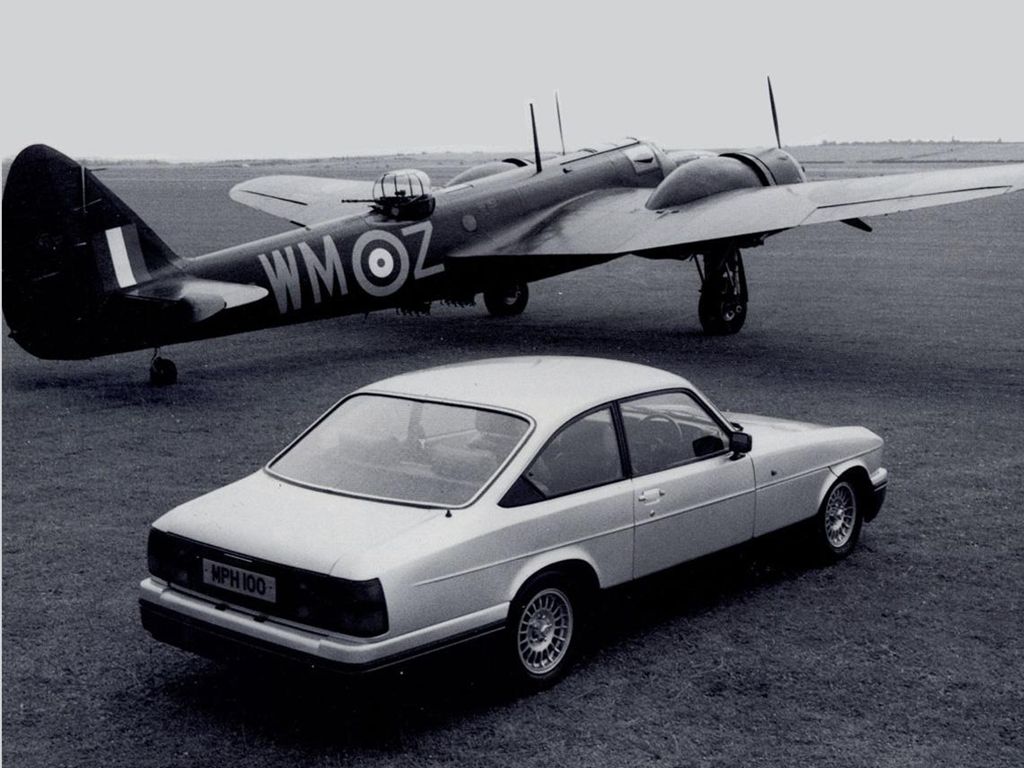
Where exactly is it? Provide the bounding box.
[358,356,692,429]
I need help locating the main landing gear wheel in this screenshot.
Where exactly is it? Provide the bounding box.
[813,477,863,561]
[149,355,177,386]
[483,282,529,317]
[697,248,748,335]
[506,573,578,690]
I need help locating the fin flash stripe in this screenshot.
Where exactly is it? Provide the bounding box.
[104,225,149,288]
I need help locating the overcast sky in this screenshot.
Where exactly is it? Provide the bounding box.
[3,0,1022,160]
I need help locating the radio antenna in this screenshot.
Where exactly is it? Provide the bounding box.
[529,102,543,173]
[555,91,566,155]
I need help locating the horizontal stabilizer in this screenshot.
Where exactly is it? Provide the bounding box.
[126,278,268,323]
[230,175,375,226]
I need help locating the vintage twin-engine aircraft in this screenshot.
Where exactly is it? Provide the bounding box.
[4,93,1024,383]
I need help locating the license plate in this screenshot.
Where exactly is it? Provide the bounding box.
[202,558,277,603]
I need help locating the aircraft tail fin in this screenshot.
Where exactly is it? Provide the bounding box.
[2,144,184,358]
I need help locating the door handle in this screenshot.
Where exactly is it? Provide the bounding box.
[637,488,665,504]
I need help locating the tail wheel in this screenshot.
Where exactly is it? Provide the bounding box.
[697,249,748,335]
[506,573,577,689]
[149,356,178,386]
[814,478,863,561]
[483,283,529,317]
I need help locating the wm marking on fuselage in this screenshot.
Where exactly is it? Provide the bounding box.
[256,222,437,314]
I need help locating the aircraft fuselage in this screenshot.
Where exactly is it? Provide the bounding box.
[175,142,672,346]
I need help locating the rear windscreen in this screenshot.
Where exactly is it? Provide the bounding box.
[269,395,530,506]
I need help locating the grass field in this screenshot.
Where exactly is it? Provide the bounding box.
[3,145,1023,767]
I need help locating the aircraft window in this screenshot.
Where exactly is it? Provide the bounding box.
[519,408,623,500]
[620,392,727,475]
[624,144,658,174]
[269,395,530,507]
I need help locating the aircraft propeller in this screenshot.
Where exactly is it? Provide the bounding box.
[769,76,873,233]
[767,76,782,150]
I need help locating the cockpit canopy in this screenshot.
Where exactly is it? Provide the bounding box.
[373,169,435,219]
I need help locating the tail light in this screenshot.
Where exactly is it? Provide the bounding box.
[146,528,387,637]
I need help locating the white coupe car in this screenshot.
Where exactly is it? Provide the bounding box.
[141,357,887,686]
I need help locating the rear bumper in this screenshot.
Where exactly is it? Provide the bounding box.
[141,599,360,673]
[139,578,506,674]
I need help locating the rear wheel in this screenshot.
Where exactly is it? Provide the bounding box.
[814,478,862,561]
[149,356,177,386]
[506,574,577,689]
[484,283,529,317]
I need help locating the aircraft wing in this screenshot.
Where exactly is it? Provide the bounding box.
[230,175,375,226]
[454,164,1024,258]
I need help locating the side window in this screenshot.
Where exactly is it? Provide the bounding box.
[621,392,727,475]
[504,408,623,505]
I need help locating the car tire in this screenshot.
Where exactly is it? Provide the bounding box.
[814,477,863,561]
[505,573,578,689]
[483,283,529,317]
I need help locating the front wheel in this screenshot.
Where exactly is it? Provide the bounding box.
[698,291,747,335]
[814,478,862,561]
[697,249,747,335]
[484,283,529,317]
[506,574,577,689]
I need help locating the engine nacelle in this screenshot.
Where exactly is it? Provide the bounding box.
[646,147,806,210]
[646,155,763,210]
[723,147,806,186]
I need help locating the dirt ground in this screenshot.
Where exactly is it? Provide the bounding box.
[3,146,1023,767]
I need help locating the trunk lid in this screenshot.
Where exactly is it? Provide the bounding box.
[153,470,440,577]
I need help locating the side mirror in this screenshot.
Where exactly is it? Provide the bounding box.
[729,431,752,459]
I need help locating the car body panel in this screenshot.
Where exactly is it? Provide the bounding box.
[395,483,634,634]
[337,479,634,636]
[724,413,884,536]
[632,454,756,577]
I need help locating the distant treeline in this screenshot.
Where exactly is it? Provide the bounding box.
[819,138,1010,145]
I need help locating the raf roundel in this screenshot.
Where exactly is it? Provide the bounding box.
[351,230,410,297]
[367,248,394,279]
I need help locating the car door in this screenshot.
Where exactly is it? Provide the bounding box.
[620,391,756,578]
[498,406,636,589]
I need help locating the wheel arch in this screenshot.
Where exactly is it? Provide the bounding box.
[820,461,873,510]
[506,554,601,607]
